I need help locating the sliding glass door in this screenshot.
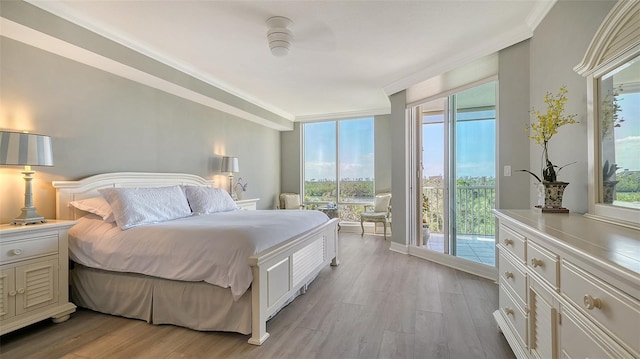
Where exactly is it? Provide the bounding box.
[419,81,496,266]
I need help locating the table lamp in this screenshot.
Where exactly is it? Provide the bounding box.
[0,131,53,225]
[220,156,239,200]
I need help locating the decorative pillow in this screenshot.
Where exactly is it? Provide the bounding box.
[283,194,301,209]
[99,186,192,230]
[374,194,391,213]
[69,197,115,222]
[182,186,238,215]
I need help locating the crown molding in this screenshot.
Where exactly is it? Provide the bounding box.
[383,22,536,96]
[295,107,390,123]
[24,0,294,123]
[0,18,293,131]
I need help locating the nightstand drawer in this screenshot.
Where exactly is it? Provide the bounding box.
[561,260,640,354]
[499,225,526,263]
[0,235,58,265]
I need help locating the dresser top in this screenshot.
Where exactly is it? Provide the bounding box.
[494,209,640,277]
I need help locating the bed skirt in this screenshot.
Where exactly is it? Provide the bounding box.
[70,264,253,334]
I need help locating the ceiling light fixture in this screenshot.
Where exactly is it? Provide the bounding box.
[266,16,293,57]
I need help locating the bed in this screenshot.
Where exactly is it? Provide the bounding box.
[52,172,339,345]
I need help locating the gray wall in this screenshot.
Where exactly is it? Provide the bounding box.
[280,122,302,206]
[0,37,280,223]
[374,114,392,193]
[497,40,531,209]
[390,91,408,245]
[529,0,615,213]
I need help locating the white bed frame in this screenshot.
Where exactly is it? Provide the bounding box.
[52,172,339,345]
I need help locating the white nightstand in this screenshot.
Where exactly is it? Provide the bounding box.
[236,198,259,210]
[0,220,77,335]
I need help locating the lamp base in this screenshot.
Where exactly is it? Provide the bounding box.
[12,207,47,226]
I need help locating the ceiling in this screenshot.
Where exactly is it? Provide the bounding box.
[27,0,554,122]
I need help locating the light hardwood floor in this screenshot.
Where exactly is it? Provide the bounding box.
[0,232,515,359]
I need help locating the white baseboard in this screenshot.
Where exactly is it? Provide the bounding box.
[408,246,497,281]
[389,241,409,254]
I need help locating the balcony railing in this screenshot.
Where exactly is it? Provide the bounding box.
[423,186,496,236]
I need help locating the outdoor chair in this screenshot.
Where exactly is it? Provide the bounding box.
[360,193,392,239]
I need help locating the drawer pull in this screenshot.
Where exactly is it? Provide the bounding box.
[10,248,23,256]
[8,290,16,297]
[530,258,543,268]
[503,239,514,246]
[504,307,515,316]
[504,271,514,279]
[583,294,602,310]
[17,288,25,294]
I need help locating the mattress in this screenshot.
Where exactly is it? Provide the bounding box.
[68,209,329,299]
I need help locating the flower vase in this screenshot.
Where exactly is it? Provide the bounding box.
[602,181,618,204]
[422,224,430,245]
[236,191,244,200]
[540,181,569,213]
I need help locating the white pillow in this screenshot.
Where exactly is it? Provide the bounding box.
[183,186,238,214]
[69,197,115,222]
[99,186,192,230]
[283,194,301,209]
[374,194,391,213]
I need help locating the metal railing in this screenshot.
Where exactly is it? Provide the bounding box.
[423,186,496,236]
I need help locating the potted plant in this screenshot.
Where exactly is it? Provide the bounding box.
[602,160,620,204]
[234,178,248,200]
[519,86,578,212]
[600,85,623,204]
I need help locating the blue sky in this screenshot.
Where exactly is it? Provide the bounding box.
[423,113,496,178]
[304,118,374,181]
[614,92,639,172]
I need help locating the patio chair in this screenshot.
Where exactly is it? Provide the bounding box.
[360,193,392,239]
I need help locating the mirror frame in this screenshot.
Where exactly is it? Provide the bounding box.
[574,0,640,228]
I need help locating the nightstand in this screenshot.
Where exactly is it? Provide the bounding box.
[0,220,77,335]
[236,198,260,210]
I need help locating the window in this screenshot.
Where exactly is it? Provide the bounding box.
[303,118,375,221]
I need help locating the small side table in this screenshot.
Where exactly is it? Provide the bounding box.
[236,198,259,210]
[317,206,341,231]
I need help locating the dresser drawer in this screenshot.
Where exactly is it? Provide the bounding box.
[527,240,559,290]
[561,260,640,354]
[499,225,526,263]
[498,251,527,306]
[0,235,58,265]
[499,285,528,348]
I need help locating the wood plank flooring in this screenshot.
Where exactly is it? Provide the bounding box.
[0,232,515,359]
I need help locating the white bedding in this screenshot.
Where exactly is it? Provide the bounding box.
[68,210,329,300]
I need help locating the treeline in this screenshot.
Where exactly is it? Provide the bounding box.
[616,171,640,192]
[304,180,374,201]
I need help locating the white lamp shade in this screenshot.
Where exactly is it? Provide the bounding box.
[221,156,239,173]
[0,131,53,166]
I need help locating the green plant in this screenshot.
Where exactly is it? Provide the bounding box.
[602,160,620,182]
[601,85,624,139]
[522,86,578,182]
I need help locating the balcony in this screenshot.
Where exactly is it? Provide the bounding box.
[422,186,496,266]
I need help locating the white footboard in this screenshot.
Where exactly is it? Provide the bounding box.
[248,218,339,345]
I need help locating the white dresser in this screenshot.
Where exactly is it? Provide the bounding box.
[236,198,259,210]
[493,209,639,359]
[0,220,77,335]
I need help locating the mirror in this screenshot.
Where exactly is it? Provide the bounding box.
[598,55,640,209]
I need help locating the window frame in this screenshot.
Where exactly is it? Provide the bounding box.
[301,117,376,209]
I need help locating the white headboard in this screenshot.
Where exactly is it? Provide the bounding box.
[52,172,215,220]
